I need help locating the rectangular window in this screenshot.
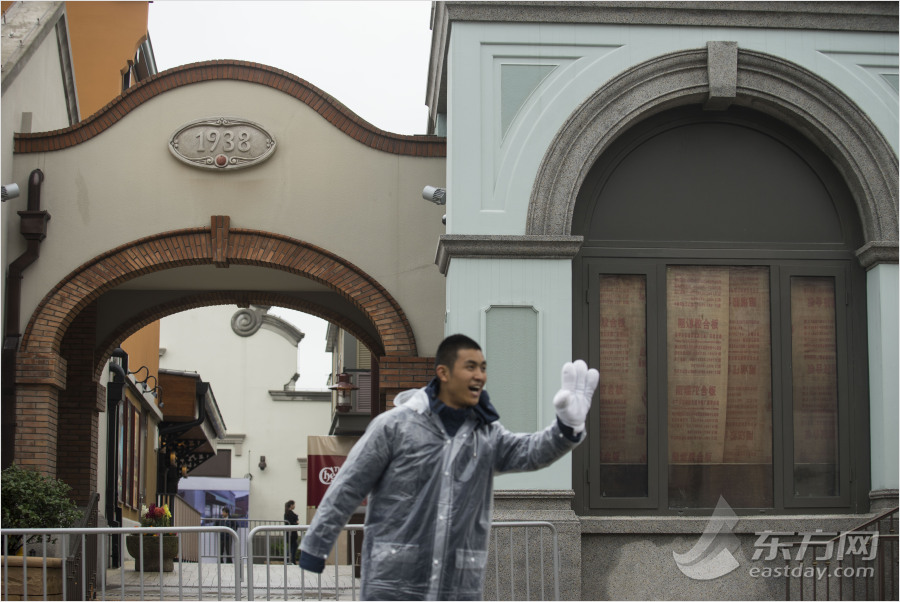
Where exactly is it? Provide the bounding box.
[666,266,773,508]
[596,274,648,498]
[790,276,839,498]
[580,258,856,514]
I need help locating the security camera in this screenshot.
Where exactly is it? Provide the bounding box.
[422,185,446,206]
[1,183,19,202]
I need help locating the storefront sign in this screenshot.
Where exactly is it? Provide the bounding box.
[307,435,360,508]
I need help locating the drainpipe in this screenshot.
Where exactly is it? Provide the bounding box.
[2,169,50,469]
[105,349,128,568]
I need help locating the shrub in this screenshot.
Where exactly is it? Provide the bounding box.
[1,464,81,555]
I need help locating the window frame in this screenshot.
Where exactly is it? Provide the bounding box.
[575,252,866,515]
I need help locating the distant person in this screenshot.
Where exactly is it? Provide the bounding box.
[299,333,598,600]
[284,500,300,564]
[219,507,234,564]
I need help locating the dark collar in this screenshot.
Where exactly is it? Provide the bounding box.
[425,377,500,425]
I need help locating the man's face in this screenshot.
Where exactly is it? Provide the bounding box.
[437,348,487,410]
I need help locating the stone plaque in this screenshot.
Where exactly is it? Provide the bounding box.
[169,117,276,170]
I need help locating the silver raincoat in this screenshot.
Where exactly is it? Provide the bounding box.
[299,382,582,601]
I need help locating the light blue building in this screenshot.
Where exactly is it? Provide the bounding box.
[426,3,897,598]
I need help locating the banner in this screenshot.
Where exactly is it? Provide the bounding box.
[306,436,361,508]
[597,275,648,464]
[667,267,731,464]
[790,277,838,465]
[723,268,772,463]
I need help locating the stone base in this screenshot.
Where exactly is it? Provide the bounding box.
[0,556,63,600]
[869,488,899,512]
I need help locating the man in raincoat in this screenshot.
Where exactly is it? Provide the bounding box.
[299,334,599,600]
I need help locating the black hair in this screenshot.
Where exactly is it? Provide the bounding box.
[435,334,482,370]
[285,500,295,511]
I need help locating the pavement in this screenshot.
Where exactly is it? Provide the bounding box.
[100,559,361,601]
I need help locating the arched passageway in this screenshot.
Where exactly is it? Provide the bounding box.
[14,219,435,499]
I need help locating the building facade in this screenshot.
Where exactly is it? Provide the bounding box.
[158,304,333,522]
[427,2,897,598]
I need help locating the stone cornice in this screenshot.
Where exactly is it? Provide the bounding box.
[856,241,899,269]
[435,235,584,275]
[437,2,897,31]
[268,390,332,402]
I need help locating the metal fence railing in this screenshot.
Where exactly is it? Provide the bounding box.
[1,521,560,601]
[784,507,898,601]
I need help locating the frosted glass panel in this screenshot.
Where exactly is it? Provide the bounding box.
[486,306,539,433]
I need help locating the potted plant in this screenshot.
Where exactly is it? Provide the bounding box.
[0,464,82,600]
[125,504,178,572]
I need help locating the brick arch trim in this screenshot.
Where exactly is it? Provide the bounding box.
[92,292,385,384]
[14,60,446,157]
[20,221,418,360]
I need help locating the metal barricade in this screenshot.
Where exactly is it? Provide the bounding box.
[2,526,240,601]
[1,521,560,601]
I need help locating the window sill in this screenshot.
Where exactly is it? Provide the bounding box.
[580,512,873,535]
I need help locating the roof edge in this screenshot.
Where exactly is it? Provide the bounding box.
[14,59,447,157]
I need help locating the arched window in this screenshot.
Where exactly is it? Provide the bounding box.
[572,106,869,514]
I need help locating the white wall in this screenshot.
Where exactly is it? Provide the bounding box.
[159,305,333,521]
[446,258,575,490]
[867,264,899,491]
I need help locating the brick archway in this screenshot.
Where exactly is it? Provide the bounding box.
[14,218,434,477]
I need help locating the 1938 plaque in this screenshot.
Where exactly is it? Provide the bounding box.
[169,117,276,170]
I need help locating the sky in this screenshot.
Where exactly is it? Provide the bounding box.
[148,1,435,388]
[148,1,434,135]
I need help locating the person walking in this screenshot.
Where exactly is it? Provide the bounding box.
[219,507,234,564]
[284,500,300,564]
[299,334,598,600]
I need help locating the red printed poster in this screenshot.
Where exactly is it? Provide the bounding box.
[723,268,772,464]
[597,275,647,464]
[667,267,730,464]
[790,278,838,464]
[307,436,360,508]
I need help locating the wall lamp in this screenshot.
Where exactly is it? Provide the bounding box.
[329,372,359,413]
[258,455,267,471]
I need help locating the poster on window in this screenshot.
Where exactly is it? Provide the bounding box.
[790,277,838,464]
[597,275,647,464]
[307,436,361,508]
[723,268,772,464]
[667,267,730,464]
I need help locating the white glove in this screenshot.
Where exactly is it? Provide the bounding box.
[552,360,599,434]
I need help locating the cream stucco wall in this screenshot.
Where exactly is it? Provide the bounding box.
[7,78,447,356]
[2,9,73,334]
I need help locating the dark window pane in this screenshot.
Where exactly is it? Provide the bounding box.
[597,275,648,497]
[790,277,839,497]
[667,266,773,508]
